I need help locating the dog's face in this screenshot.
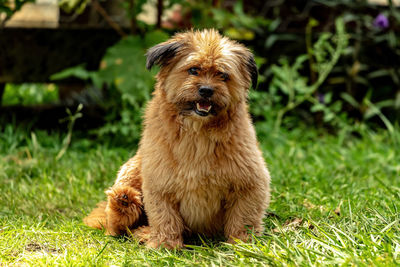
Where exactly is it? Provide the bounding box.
[146,29,257,119]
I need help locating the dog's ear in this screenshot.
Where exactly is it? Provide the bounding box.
[146,41,183,70]
[235,47,258,89]
[246,54,258,89]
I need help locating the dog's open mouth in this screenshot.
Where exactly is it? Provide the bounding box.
[194,100,212,116]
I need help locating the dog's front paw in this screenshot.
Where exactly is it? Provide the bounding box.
[226,231,250,244]
[132,226,151,243]
[105,228,119,236]
[146,236,184,250]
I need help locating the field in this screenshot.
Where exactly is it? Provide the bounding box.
[0,124,399,266]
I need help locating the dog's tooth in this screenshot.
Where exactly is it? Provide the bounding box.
[196,102,210,113]
[207,105,212,112]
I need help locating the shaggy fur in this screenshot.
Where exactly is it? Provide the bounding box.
[84,29,271,249]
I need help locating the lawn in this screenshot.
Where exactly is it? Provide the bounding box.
[0,124,399,266]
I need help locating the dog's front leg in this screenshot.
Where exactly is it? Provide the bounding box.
[223,187,268,243]
[144,192,184,249]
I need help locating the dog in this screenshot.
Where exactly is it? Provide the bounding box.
[84,29,271,249]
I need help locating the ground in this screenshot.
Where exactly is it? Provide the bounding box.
[0,124,399,266]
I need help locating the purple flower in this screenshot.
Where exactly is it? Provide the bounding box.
[317,93,325,104]
[373,14,389,29]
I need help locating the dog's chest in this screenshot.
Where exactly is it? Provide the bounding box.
[171,134,233,234]
[178,182,226,234]
[172,136,233,192]
[160,126,262,234]
[173,133,231,175]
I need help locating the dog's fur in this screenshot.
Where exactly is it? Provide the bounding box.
[84,29,271,249]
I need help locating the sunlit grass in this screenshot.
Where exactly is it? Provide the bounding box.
[2,84,58,106]
[0,124,399,266]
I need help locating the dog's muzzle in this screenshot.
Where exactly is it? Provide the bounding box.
[194,86,214,116]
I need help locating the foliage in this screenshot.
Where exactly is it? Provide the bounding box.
[0,124,399,265]
[56,104,83,160]
[59,0,90,14]
[320,0,400,126]
[95,31,167,140]
[52,31,169,142]
[2,84,58,106]
[267,18,349,130]
[188,0,272,40]
[252,0,400,131]
[251,18,352,137]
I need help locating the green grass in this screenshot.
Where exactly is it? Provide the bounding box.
[2,84,59,106]
[0,123,399,266]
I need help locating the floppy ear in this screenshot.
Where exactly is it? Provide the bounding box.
[146,41,183,70]
[246,54,258,89]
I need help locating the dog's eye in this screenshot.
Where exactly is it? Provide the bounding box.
[188,67,200,76]
[218,72,229,82]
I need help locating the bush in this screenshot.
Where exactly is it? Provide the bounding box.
[52,31,169,143]
[250,0,400,132]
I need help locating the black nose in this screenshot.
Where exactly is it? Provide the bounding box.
[198,86,214,98]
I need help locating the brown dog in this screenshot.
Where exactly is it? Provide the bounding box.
[84,29,271,249]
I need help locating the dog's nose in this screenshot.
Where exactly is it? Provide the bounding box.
[198,86,214,98]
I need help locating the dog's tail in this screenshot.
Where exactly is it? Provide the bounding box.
[83,201,107,230]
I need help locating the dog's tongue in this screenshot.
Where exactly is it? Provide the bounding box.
[196,101,212,112]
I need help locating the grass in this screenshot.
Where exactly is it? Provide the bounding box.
[2,84,59,106]
[0,123,399,266]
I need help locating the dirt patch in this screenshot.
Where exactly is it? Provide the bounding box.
[25,242,60,254]
[272,217,315,233]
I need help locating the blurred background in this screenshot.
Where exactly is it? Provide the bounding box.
[1,0,399,143]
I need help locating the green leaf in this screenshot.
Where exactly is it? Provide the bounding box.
[50,65,92,81]
[340,93,359,108]
[311,103,325,112]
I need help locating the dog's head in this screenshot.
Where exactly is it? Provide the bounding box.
[146,29,257,119]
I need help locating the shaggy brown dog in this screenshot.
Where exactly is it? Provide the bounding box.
[84,29,271,249]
